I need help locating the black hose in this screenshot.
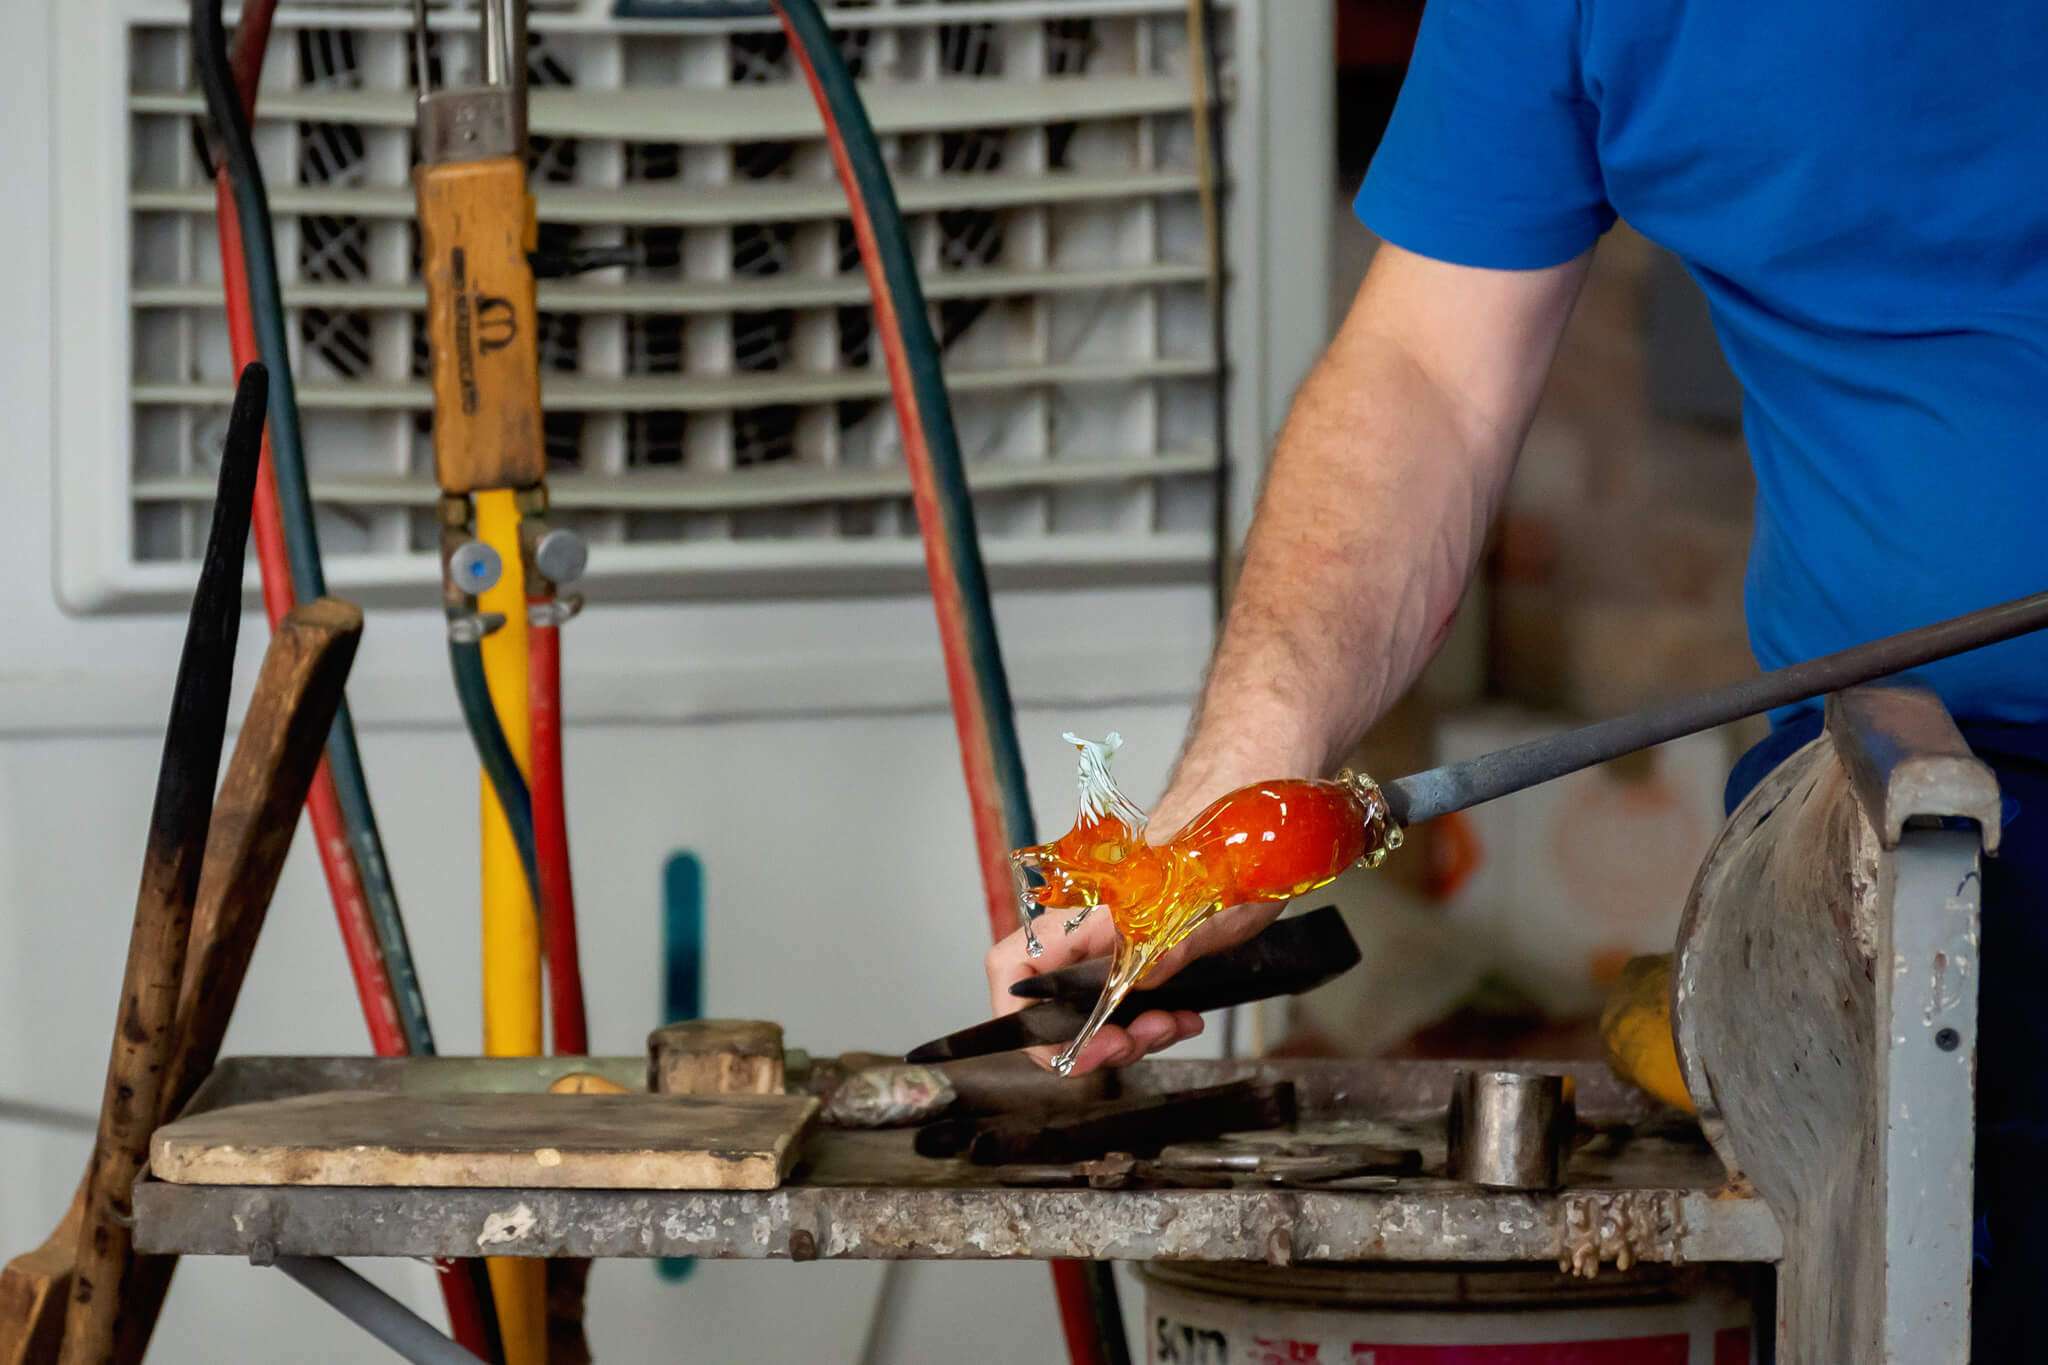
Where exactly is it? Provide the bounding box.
[193,0,437,1057]
[1384,586,2048,827]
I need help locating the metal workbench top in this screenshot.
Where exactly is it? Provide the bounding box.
[132,1055,1780,1270]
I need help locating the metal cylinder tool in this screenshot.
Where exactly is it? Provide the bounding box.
[1446,1070,1570,1190]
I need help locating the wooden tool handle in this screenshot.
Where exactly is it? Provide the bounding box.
[111,599,364,1365]
[416,158,545,494]
[0,1187,86,1365]
[57,364,265,1365]
[167,598,364,1109]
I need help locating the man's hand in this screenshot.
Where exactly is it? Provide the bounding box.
[983,241,1590,1074]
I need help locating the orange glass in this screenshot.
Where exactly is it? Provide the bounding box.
[1012,734,1402,1074]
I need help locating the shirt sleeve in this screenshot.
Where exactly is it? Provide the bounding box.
[1356,0,1614,270]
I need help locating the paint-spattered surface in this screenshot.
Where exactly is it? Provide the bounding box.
[151,1090,818,1191]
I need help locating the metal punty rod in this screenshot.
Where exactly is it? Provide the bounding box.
[1384,586,2048,826]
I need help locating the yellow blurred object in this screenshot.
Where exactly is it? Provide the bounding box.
[478,488,539,1061]
[476,488,545,1365]
[1599,953,1694,1113]
[548,1072,631,1096]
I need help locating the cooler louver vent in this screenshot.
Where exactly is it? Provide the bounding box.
[105,0,1235,603]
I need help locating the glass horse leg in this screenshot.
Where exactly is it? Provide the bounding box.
[1051,932,1163,1076]
[1011,851,1045,958]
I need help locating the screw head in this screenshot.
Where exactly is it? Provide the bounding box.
[534,528,588,585]
[448,540,502,594]
[1935,1027,1962,1052]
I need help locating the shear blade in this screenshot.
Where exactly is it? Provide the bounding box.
[903,1001,1089,1063]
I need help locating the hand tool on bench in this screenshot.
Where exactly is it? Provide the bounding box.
[916,1079,1298,1165]
[994,1145,1420,1191]
[995,1156,1236,1191]
[904,905,1359,1064]
[112,598,366,1364]
[48,364,264,1365]
[1152,1140,1424,1184]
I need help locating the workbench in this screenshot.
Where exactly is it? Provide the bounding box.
[131,683,1989,1365]
[135,1056,1775,1270]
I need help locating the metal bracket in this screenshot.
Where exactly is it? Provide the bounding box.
[417,89,519,165]
[1828,684,2002,852]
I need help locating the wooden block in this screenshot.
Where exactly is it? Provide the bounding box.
[648,1020,785,1096]
[150,1091,817,1191]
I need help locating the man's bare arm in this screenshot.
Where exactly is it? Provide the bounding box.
[985,240,1592,1073]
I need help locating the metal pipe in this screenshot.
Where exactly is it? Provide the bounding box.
[480,0,527,148]
[480,0,510,86]
[508,0,528,151]
[1384,586,2048,827]
[273,1256,483,1364]
[410,0,430,92]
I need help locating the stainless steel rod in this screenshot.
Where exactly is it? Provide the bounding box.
[273,1256,482,1364]
[1383,586,2048,827]
[480,0,512,88]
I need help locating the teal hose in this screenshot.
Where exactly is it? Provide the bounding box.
[771,0,1038,852]
[448,636,543,910]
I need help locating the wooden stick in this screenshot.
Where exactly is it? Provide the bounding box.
[110,598,364,1364]
[0,1189,85,1365]
[167,599,365,1114]
[54,365,266,1365]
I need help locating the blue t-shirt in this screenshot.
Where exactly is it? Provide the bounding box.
[1358,0,2048,724]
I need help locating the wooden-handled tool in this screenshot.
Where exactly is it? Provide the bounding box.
[51,364,266,1365]
[413,7,543,498]
[110,598,366,1364]
[166,599,365,1113]
[0,1192,85,1365]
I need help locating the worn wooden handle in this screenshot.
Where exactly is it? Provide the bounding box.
[107,599,365,1365]
[168,598,364,1108]
[55,365,265,1365]
[0,1186,86,1365]
[416,158,545,494]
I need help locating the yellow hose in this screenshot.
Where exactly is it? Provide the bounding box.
[475,488,546,1364]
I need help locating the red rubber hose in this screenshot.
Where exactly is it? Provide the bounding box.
[775,14,1118,1365]
[215,169,406,1059]
[227,0,273,110]
[218,8,497,1358]
[527,613,589,1056]
[774,16,1018,946]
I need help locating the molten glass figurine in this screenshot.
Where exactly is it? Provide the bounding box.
[1013,733,1403,1074]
